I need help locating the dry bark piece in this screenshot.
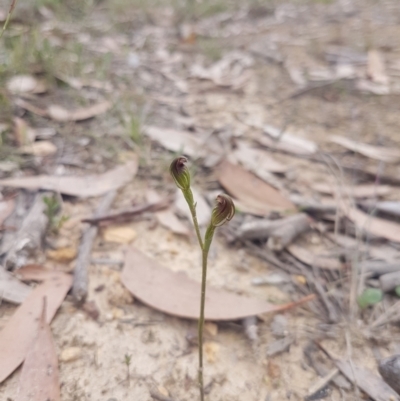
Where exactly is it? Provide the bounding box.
[47,101,111,122]
[121,247,315,321]
[342,204,400,243]
[72,190,117,305]
[0,266,32,304]
[216,160,295,216]
[0,270,72,383]
[378,354,400,394]
[144,125,202,157]
[330,135,400,163]
[2,193,49,270]
[319,344,400,401]
[16,298,61,401]
[0,159,138,198]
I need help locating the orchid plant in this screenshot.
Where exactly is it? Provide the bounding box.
[170,156,235,401]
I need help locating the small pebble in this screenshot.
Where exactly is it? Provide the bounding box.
[60,347,82,362]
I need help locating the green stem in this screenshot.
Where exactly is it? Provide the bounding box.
[198,224,215,401]
[0,0,17,40]
[183,188,204,250]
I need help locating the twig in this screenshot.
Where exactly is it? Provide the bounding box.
[81,199,169,225]
[0,0,17,40]
[72,190,117,305]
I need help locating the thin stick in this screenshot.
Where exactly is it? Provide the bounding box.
[0,0,17,40]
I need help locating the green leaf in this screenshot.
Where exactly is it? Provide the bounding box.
[395,286,400,297]
[357,288,383,309]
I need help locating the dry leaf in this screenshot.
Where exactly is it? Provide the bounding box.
[121,247,315,321]
[20,141,57,157]
[260,125,317,155]
[312,182,392,199]
[6,75,46,95]
[0,159,138,198]
[47,101,111,122]
[175,187,211,226]
[0,269,72,383]
[343,204,400,243]
[216,160,295,216]
[103,225,137,244]
[16,299,60,401]
[144,125,201,156]
[287,244,343,270]
[0,267,32,304]
[367,50,389,85]
[330,135,400,163]
[320,344,400,401]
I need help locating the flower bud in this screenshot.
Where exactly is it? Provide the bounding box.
[211,194,235,227]
[170,156,191,191]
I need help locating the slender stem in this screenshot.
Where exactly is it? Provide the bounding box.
[0,0,17,40]
[183,188,204,250]
[198,224,215,401]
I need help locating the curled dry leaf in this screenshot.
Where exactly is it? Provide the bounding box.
[47,101,111,122]
[330,135,400,163]
[0,267,72,383]
[16,299,60,401]
[121,247,315,321]
[0,159,138,198]
[144,125,201,157]
[216,160,295,216]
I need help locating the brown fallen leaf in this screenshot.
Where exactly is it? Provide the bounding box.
[16,298,60,401]
[343,204,400,243]
[0,159,138,198]
[319,343,400,401]
[121,247,315,321]
[312,182,392,199]
[0,269,72,383]
[144,125,201,157]
[216,160,295,216]
[0,267,32,304]
[330,135,400,163]
[47,101,111,122]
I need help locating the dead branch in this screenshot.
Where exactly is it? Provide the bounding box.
[267,213,311,251]
[81,198,170,226]
[72,190,117,305]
